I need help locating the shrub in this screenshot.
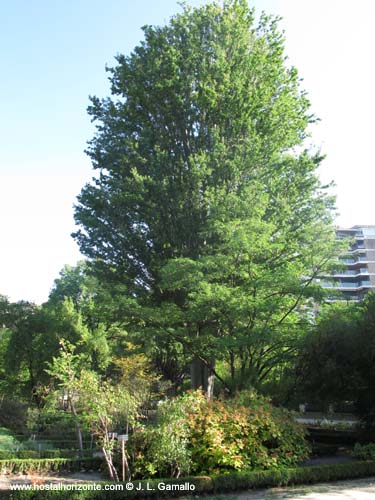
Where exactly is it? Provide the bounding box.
[128,401,194,478]
[0,458,71,475]
[0,450,13,460]
[0,426,21,452]
[129,390,309,477]
[0,400,28,432]
[352,442,375,460]
[188,391,309,473]
[17,450,39,459]
[0,457,103,475]
[43,449,79,459]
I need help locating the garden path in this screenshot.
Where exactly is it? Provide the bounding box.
[228,476,375,499]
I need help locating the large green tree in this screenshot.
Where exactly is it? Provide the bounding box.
[73,0,337,394]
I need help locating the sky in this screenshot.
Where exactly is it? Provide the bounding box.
[1,0,374,304]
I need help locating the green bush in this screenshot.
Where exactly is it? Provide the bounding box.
[0,450,41,460]
[0,426,21,451]
[25,439,91,448]
[0,448,82,460]
[42,449,63,459]
[17,450,39,459]
[0,458,71,475]
[352,442,375,460]
[128,425,192,479]
[43,449,79,459]
[0,400,28,433]
[0,450,13,460]
[129,390,309,478]
[0,457,102,475]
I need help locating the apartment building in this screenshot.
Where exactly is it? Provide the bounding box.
[320,225,375,301]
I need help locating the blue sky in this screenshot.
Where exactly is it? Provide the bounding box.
[1,0,375,303]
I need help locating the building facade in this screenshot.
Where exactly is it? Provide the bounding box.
[321,225,375,301]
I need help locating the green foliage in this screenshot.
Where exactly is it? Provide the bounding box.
[1,293,114,403]
[130,392,201,478]
[45,342,141,480]
[0,425,91,460]
[109,347,160,406]
[48,262,93,310]
[75,0,313,286]
[73,0,338,393]
[187,392,309,474]
[0,457,102,475]
[0,301,46,401]
[0,427,20,452]
[296,301,360,407]
[0,399,28,432]
[15,450,39,459]
[352,442,375,460]
[130,390,308,478]
[0,260,130,408]
[48,262,117,371]
[129,426,192,479]
[297,294,375,426]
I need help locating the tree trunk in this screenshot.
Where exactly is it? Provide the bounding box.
[102,445,119,482]
[69,397,84,455]
[75,423,84,456]
[121,439,131,481]
[190,357,214,400]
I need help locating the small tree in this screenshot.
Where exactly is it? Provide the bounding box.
[45,341,88,454]
[46,343,138,480]
[73,370,137,481]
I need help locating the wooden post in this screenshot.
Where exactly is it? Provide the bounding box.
[118,435,129,481]
[122,438,125,482]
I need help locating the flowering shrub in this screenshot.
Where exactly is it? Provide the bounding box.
[129,390,309,477]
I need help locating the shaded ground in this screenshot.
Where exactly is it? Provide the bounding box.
[235,476,375,499]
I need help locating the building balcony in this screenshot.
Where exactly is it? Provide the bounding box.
[326,295,360,302]
[340,256,369,264]
[331,269,369,278]
[322,281,373,290]
[347,247,366,254]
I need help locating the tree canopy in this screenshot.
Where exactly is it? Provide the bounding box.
[73,0,337,393]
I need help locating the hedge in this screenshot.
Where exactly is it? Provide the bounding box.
[1,461,375,499]
[0,450,95,461]
[0,457,102,475]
